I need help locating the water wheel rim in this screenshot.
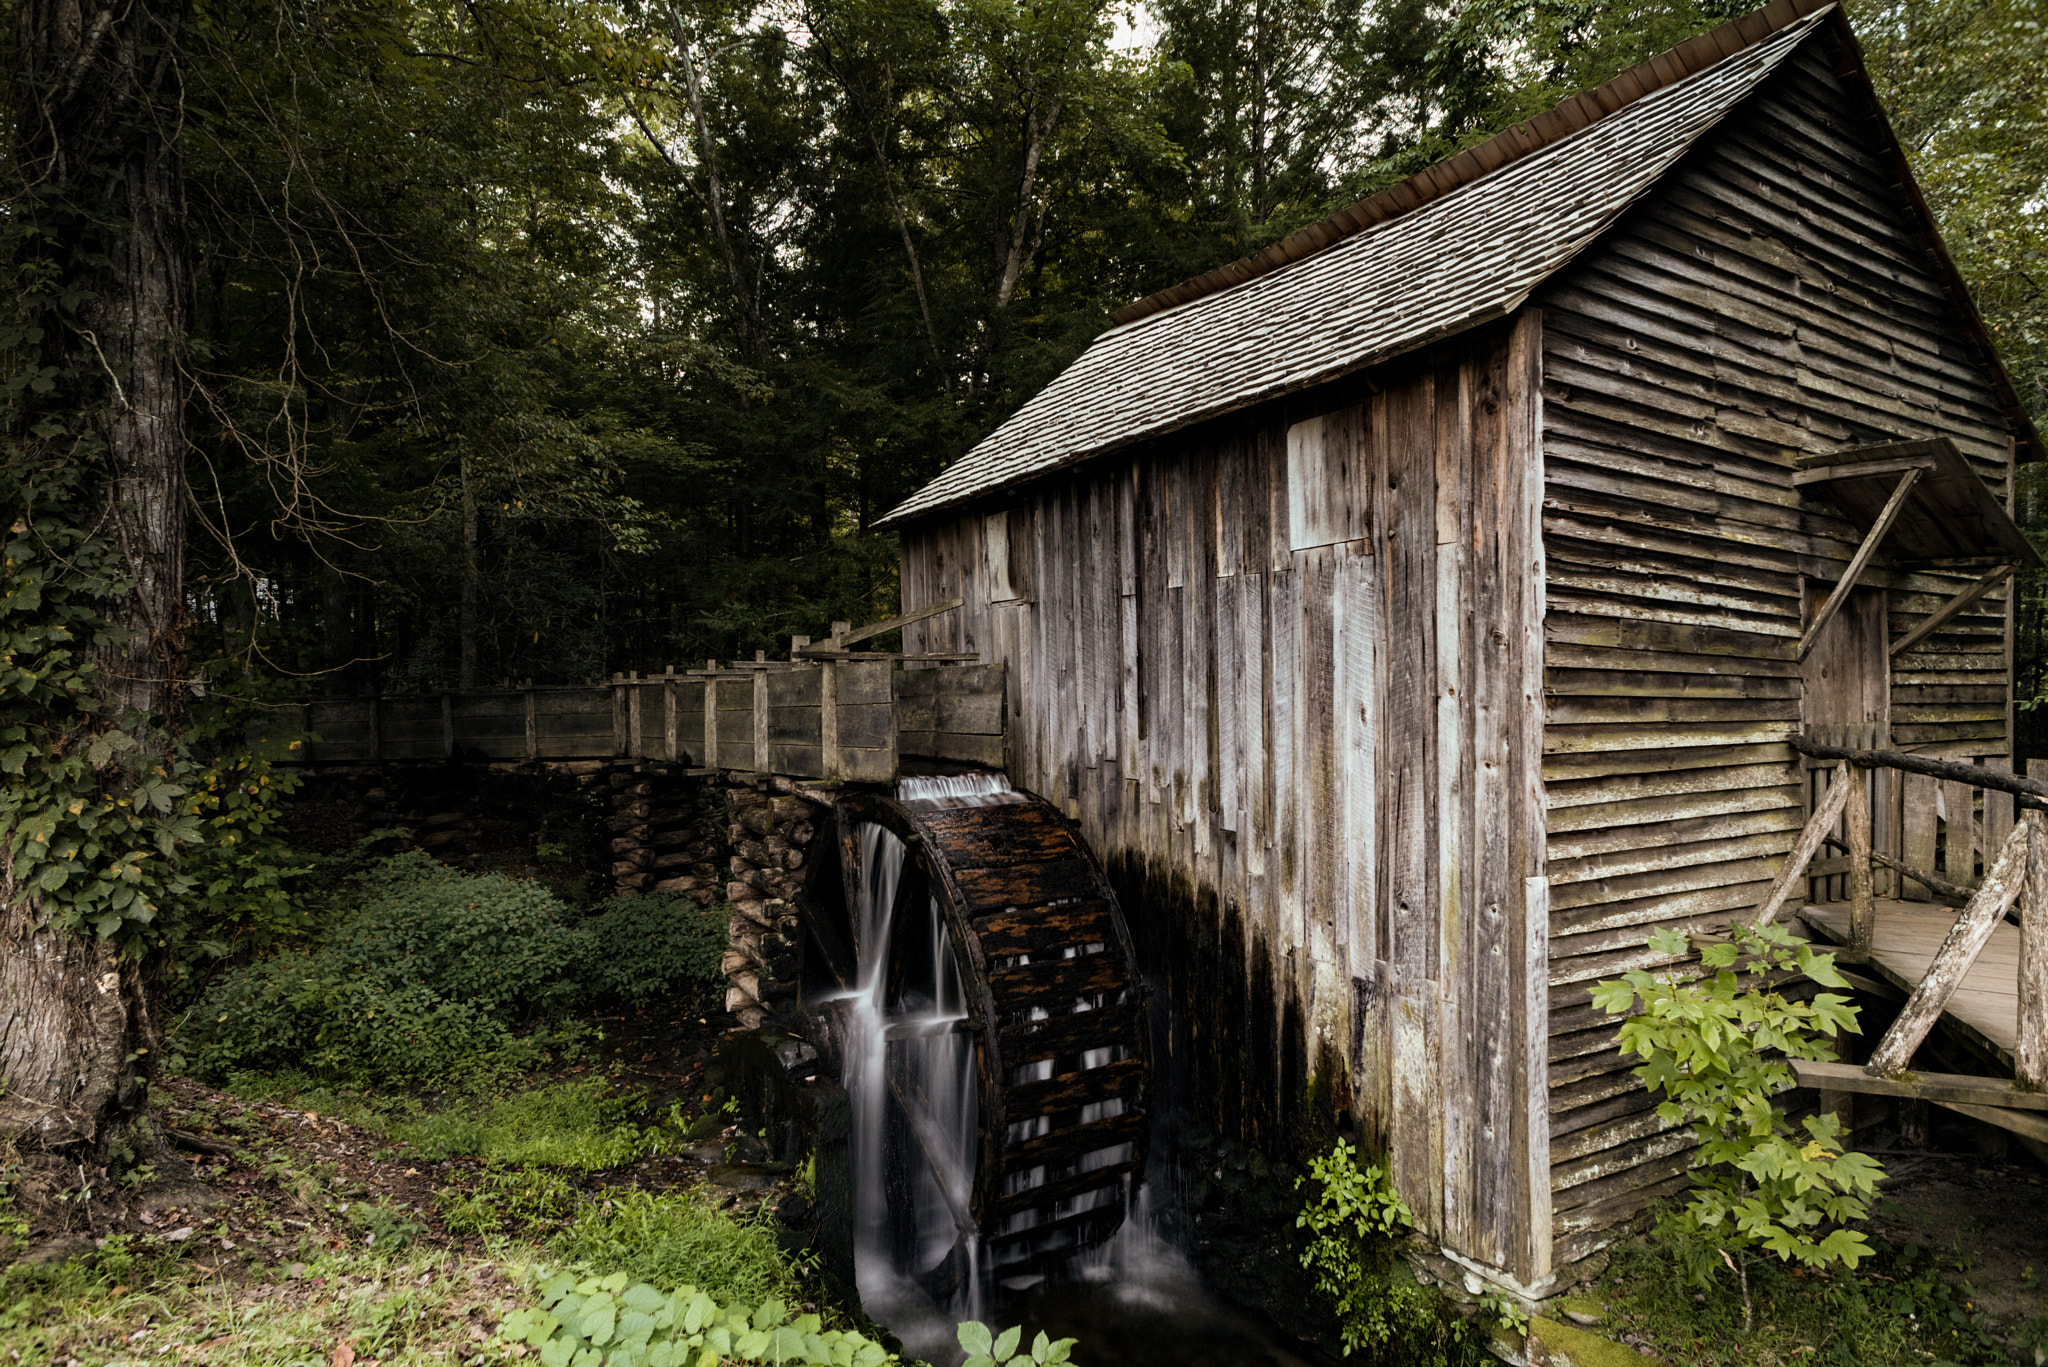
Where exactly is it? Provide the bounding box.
[833,789,1151,1287]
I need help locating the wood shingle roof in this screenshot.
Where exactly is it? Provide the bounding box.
[880,0,2043,528]
[877,6,1834,527]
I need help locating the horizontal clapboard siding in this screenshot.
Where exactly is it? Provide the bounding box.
[1534,41,2016,1271]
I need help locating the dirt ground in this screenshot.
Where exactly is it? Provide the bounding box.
[1871,1146,2048,1328]
[10,1001,762,1272]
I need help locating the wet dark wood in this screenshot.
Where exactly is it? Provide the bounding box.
[950,862,1103,912]
[1003,1056,1148,1118]
[998,1002,1143,1064]
[991,1160,1140,1218]
[999,1110,1146,1171]
[973,900,1116,958]
[986,950,1127,1003]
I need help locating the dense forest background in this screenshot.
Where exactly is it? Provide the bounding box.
[37,0,2048,698]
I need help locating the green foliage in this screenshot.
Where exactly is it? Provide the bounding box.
[1295,1139,1485,1363]
[0,519,196,945]
[437,1165,581,1238]
[182,852,726,1088]
[1591,921,1886,1301]
[957,1321,1076,1367]
[497,1271,895,1367]
[345,1201,429,1252]
[397,1078,663,1171]
[547,1190,804,1311]
[182,852,584,1085]
[576,893,730,1003]
[1600,1229,2015,1365]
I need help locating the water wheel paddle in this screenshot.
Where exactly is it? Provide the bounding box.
[813,781,1151,1298]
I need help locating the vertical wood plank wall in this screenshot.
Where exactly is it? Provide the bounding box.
[1533,42,2017,1270]
[896,322,1551,1285]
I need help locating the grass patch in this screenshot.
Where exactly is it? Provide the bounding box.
[548,1188,808,1311]
[394,1078,670,1171]
[1598,1227,2018,1365]
[0,1239,523,1367]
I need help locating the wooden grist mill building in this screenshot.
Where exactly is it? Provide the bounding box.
[873,0,2047,1298]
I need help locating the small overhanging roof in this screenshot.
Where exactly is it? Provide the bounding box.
[1794,440,2041,570]
[879,0,2042,530]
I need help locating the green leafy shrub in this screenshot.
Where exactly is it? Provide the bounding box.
[1295,1140,1490,1364]
[182,853,724,1086]
[183,852,584,1085]
[574,893,729,1004]
[549,1189,803,1310]
[958,1322,1076,1367]
[1592,921,1886,1331]
[498,1272,895,1367]
[398,1078,661,1170]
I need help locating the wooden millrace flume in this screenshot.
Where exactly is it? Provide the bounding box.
[800,781,1152,1300]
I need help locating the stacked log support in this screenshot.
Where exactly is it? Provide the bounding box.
[717,778,829,1029]
[605,764,723,903]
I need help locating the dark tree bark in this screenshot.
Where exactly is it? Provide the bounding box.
[0,0,191,1163]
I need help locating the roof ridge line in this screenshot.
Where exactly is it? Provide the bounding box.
[1105,0,1838,330]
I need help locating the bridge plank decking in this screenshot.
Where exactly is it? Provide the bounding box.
[1801,898,2020,1068]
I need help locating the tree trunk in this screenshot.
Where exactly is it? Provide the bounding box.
[0,0,191,1164]
[460,451,478,690]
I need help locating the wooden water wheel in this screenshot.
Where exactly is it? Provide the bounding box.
[800,787,1151,1293]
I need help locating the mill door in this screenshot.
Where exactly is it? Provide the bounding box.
[1800,582,1889,903]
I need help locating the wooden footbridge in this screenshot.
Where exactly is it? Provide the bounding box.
[1759,727,2048,1144]
[249,600,1007,783]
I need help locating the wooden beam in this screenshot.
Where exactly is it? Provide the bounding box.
[1790,1059,2048,1111]
[1798,467,1922,663]
[1789,455,1936,487]
[833,596,964,648]
[1866,815,2034,1077]
[794,650,981,662]
[1790,733,2048,808]
[1937,1101,2048,1144]
[1890,564,2014,658]
[1751,767,1854,927]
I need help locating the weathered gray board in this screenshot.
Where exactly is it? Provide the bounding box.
[248,662,1004,783]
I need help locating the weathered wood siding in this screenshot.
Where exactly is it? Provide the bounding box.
[898,319,1553,1286]
[1534,37,2019,1269]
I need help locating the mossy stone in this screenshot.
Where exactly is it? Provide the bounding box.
[1526,1315,1649,1367]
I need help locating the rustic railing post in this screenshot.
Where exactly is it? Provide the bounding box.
[663,666,678,762]
[703,662,719,769]
[2022,761,2048,1092]
[627,670,644,759]
[820,660,841,781]
[1752,764,1852,927]
[753,663,769,776]
[1867,815,2035,1077]
[1846,760,1874,957]
[524,680,538,761]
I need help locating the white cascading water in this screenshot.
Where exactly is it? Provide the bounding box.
[836,774,1022,1342]
[899,771,1026,808]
